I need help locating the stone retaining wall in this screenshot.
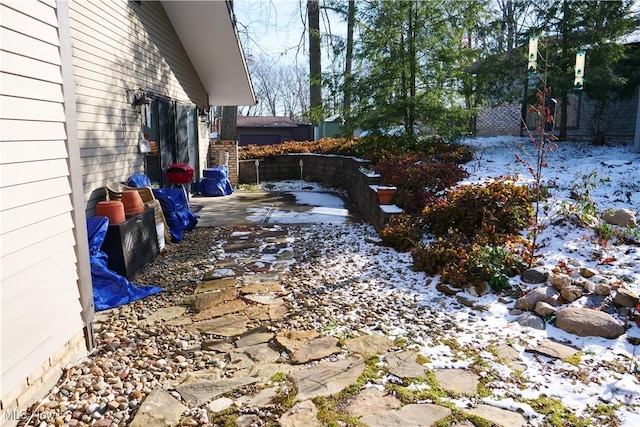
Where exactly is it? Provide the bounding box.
[238,154,399,231]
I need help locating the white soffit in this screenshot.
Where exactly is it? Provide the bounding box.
[161,0,256,106]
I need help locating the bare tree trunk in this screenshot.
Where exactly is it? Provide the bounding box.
[219,106,237,141]
[408,2,417,136]
[559,0,569,140]
[342,0,355,132]
[308,0,322,125]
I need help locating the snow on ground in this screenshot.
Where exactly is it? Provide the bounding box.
[253,136,640,425]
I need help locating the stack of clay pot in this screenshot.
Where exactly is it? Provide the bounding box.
[121,190,145,218]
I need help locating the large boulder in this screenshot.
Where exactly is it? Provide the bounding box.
[555,306,624,339]
[515,287,560,311]
[602,209,637,227]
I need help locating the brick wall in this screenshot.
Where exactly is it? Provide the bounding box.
[476,102,522,136]
[1,331,87,427]
[208,140,239,185]
[238,154,399,231]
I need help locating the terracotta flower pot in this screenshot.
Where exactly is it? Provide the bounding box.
[121,190,145,217]
[377,186,397,205]
[96,200,126,225]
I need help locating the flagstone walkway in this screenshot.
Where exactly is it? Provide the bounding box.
[122,225,528,427]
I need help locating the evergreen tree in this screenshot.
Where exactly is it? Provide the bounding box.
[350,0,486,139]
[534,0,637,141]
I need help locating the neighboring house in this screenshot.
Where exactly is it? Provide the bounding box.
[474,28,640,147]
[0,0,255,422]
[236,116,313,145]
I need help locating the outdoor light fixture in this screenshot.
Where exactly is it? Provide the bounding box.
[127,88,150,113]
[574,51,586,90]
[528,35,538,73]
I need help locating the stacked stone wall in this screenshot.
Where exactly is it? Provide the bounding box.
[238,154,397,231]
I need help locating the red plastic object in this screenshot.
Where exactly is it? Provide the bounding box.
[166,163,194,184]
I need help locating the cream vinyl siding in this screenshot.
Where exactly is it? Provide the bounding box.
[0,0,85,404]
[66,0,208,212]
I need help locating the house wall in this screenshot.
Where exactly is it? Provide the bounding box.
[477,91,639,140]
[570,92,639,139]
[67,0,209,214]
[1,0,88,420]
[237,128,294,146]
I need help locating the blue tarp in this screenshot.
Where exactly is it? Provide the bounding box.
[152,188,198,243]
[87,216,163,311]
[196,167,233,197]
[127,173,152,187]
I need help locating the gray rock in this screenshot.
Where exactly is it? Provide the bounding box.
[385,351,428,379]
[360,403,451,427]
[521,267,548,284]
[463,404,528,427]
[602,208,637,227]
[279,400,320,427]
[129,388,188,427]
[613,288,639,308]
[433,369,479,395]
[534,301,556,317]
[515,287,560,311]
[288,356,364,401]
[555,306,625,338]
[594,283,612,296]
[526,339,579,360]
[517,314,546,330]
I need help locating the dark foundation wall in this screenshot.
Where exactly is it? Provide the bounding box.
[238,154,399,231]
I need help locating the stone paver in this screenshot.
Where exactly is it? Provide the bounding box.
[288,356,365,401]
[175,376,258,406]
[279,400,321,427]
[433,368,479,395]
[343,387,401,418]
[185,312,251,336]
[345,334,394,356]
[195,278,239,293]
[138,305,187,327]
[290,335,341,364]
[526,338,579,360]
[129,388,188,427]
[360,403,452,427]
[463,404,528,427]
[385,351,428,379]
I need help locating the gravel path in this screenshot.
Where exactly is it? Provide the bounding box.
[17,222,640,426]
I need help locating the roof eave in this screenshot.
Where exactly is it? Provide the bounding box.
[161,0,256,107]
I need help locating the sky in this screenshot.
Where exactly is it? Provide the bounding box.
[245,135,640,425]
[234,0,347,66]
